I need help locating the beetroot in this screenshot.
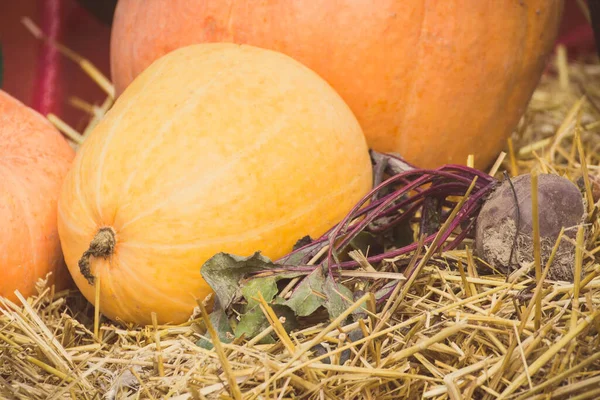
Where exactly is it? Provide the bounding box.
[266,153,588,299]
[475,173,586,281]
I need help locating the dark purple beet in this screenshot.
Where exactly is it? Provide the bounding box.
[475,173,586,281]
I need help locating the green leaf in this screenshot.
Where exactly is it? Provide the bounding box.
[231,275,279,341]
[235,272,305,341]
[275,268,326,316]
[234,307,271,341]
[234,304,299,342]
[200,252,278,309]
[196,304,234,350]
[199,252,306,344]
[241,276,279,308]
[323,275,355,320]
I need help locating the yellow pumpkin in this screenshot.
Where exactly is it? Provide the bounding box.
[57,43,373,325]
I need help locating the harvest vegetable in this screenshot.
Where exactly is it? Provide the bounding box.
[475,173,586,281]
[0,90,75,303]
[247,154,588,304]
[109,0,564,169]
[57,43,373,326]
[192,151,591,344]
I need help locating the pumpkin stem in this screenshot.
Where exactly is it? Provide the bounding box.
[78,227,116,285]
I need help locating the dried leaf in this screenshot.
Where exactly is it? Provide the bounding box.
[241,276,279,307]
[323,275,355,320]
[275,268,326,316]
[104,366,142,400]
[277,239,328,266]
[200,252,277,309]
[233,275,280,340]
[234,307,271,341]
[235,304,298,342]
[196,303,233,350]
[293,235,313,250]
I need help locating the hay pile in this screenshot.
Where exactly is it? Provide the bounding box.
[1,45,600,400]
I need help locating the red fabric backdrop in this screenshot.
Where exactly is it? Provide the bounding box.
[556,0,596,55]
[0,0,595,131]
[0,0,111,131]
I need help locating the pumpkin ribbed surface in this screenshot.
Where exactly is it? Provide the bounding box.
[57,43,373,325]
[0,90,75,302]
[109,0,564,170]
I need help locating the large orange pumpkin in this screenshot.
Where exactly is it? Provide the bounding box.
[109,0,564,170]
[57,43,373,326]
[0,90,75,303]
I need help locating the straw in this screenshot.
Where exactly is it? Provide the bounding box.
[2,32,599,399]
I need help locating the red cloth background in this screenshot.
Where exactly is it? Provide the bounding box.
[0,0,596,131]
[0,0,111,131]
[556,0,596,55]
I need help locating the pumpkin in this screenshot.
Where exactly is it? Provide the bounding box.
[0,90,75,303]
[57,43,373,326]
[109,0,564,170]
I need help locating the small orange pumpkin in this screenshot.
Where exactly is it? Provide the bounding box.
[0,90,75,303]
[57,43,373,325]
[109,0,564,170]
